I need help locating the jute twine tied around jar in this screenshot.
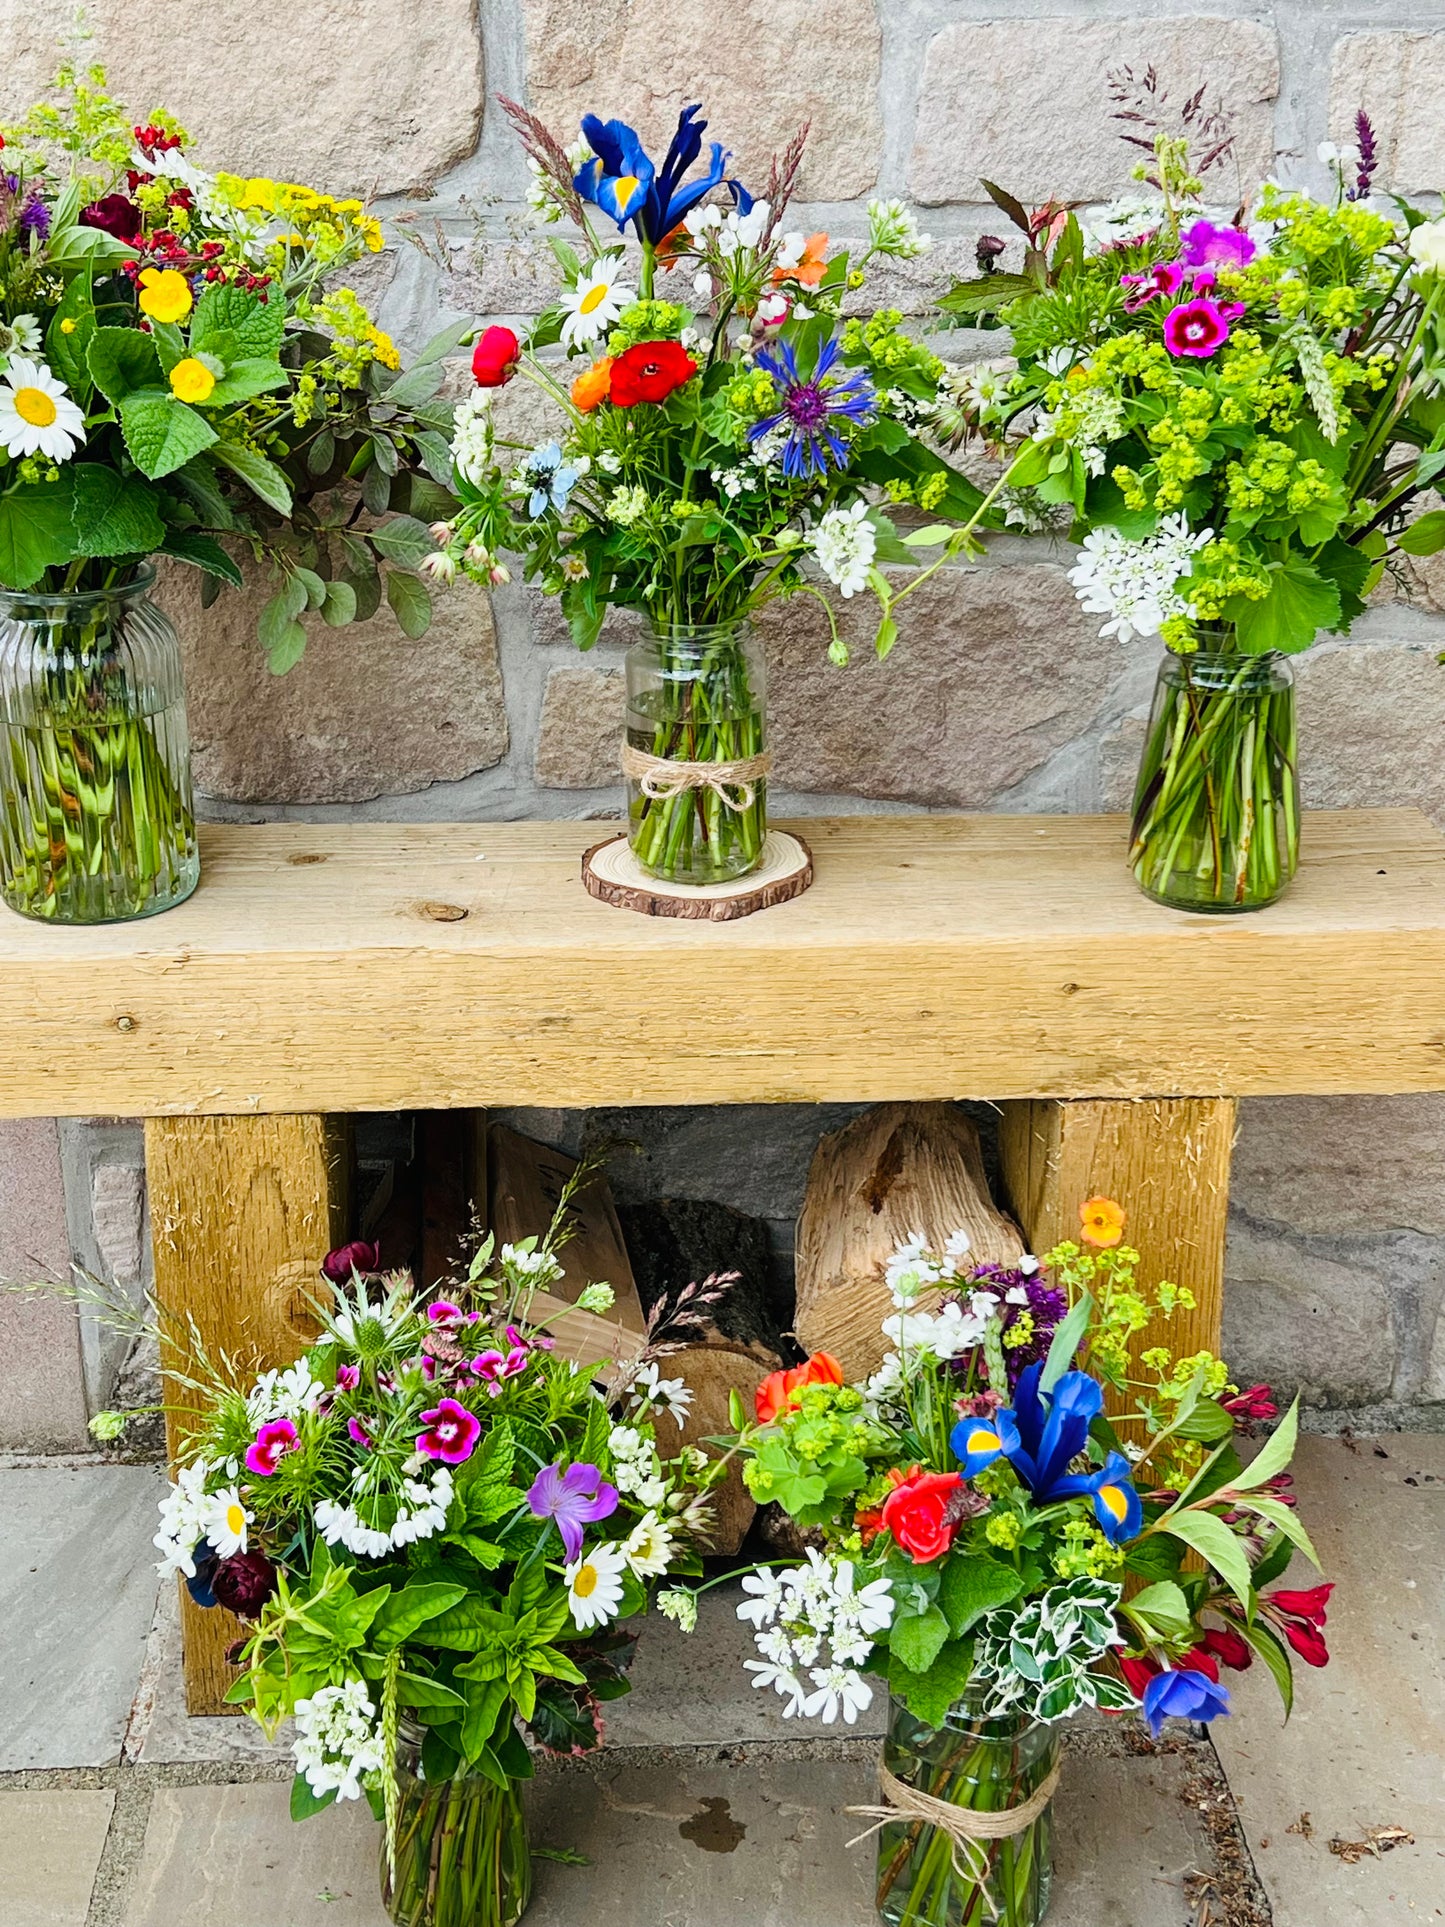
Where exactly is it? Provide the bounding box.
[620,741,771,814]
[845,1757,1063,1915]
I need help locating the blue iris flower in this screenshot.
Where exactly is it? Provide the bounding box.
[950,1409,1022,1479]
[524,441,579,519]
[1049,1449,1144,1544]
[1141,1668,1231,1737]
[576,104,734,244]
[748,337,877,480]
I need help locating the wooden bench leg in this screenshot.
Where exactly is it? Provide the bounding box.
[997,1098,1237,1368]
[146,1113,350,1715]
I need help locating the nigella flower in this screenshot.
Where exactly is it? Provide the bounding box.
[1179,219,1257,270]
[522,440,579,517]
[526,1460,619,1562]
[1120,260,1183,312]
[748,337,876,480]
[575,104,737,245]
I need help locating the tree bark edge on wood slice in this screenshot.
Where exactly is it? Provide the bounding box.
[581,831,813,920]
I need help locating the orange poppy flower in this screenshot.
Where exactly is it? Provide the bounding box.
[1079,1196,1126,1248]
[754,1349,845,1423]
[571,357,613,411]
[776,231,829,288]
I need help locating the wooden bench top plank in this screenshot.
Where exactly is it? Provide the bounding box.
[0,810,1441,1114]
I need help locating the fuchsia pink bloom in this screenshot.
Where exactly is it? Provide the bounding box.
[1163,296,1240,358]
[427,1299,481,1328]
[417,1397,482,1464]
[245,1418,300,1477]
[347,1417,373,1450]
[1120,260,1183,311]
[1180,219,1257,270]
[470,1345,530,1395]
[335,1364,361,1391]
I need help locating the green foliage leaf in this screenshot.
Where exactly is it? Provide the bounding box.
[382,359,445,410]
[290,1772,336,1820]
[68,466,166,559]
[191,282,286,361]
[211,440,294,515]
[887,1637,976,1728]
[938,272,1034,317]
[259,590,307,675]
[206,358,291,408]
[120,391,218,479]
[1396,510,1445,556]
[1040,1290,1094,1393]
[1239,1493,1320,1568]
[937,1556,1025,1638]
[1121,1579,1193,1640]
[87,328,162,405]
[1228,1398,1299,1493]
[161,529,244,585]
[0,483,77,589]
[1239,1615,1294,1715]
[1225,555,1341,654]
[1175,1397,1236,1443]
[372,1582,470,1649]
[371,515,438,568]
[1156,1507,1254,1607]
[320,579,357,627]
[46,279,96,395]
[889,1602,950,1675]
[385,568,433,639]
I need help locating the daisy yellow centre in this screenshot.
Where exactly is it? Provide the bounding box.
[14,387,57,428]
[170,358,216,404]
[573,1562,599,1599]
[579,283,611,315]
[225,1502,246,1535]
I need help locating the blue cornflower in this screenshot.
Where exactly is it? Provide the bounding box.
[523,441,579,518]
[575,104,737,245]
[747,337,877,480]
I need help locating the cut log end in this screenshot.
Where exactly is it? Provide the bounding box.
[581,831,813,921]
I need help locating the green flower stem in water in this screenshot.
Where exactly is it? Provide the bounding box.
[1128,645,1298,913]
[382,1760,531,1927]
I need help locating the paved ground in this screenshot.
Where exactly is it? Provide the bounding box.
[0,1434,1439,1927]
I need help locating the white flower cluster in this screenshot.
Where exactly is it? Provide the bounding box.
[452,392,494,488]
[1051,385,1127,476]
[314,1465,454,1559]
[247,1360,325,1426]
[656,1587,699,1631]
[608,1424,670,1509]
[739,1549,893,1724]
[812,499,877,598]
[884,1229,973,1307]
[867,197,933,260]
[864,1233,1040,1414]
[630,1361,693,1426]
[1067,513,1213,643]
[1080,193,1167,255]
[499,1241,563,1288]
[293,1680,386,1800]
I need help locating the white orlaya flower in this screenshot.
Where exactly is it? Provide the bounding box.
[0,358,85,462]
[802,1664,874,1725]
[561,255,635,351]
[1067,514,1212,643]
[743,1658,807,1714]
[293,1680,385,1801]
[737,1567,786,1627]
[565,1540,628,1631]
[811,499,877,599]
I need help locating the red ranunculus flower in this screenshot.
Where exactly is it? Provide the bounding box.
[472,325,520,387]
[880,1465,964,1563]
[1201,1624,1254,1671]
[609,338,698,407]
[755,1351,844,1423]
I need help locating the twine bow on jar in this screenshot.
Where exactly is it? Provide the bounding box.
[620,742,772,815]
[845,1756,1063,1908]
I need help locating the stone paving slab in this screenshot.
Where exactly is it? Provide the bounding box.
[1212,1432,1445,1927]
[129,1577,287,1767]
[0,1464,164,1769]
[0,1789,114,1927]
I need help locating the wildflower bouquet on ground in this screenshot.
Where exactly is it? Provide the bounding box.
[154,1215,720,1927]
[704,1203,1327,1927]
[942,103,1445,909]
[428,99,994,884]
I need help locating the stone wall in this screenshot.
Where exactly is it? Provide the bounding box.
[4,2,1445,1443]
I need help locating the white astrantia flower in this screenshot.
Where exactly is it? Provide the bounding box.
[1067,514,1213,644]
[0,358,85,463]
[293,1680,385,1801]
[811,499,877,599]
[204,1485,251,1559]
[565,1540,628,1632]
[867,196,932,260]
[154,1459,216,1578]
[561,255,636,352]
[623,1509,676,1578]
[802,1664,875,1725]
[717,198,771,256]
[657,1588,698,1631]
[1080,192,1167,255]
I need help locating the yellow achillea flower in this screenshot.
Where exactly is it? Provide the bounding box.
[367,326,400,371]
[137,267,193,325]
[169,357,216,404]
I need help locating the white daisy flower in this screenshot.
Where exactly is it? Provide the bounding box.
[204,1485,251,1559]
[0,359,85,463]
[0,314,43,368]
[623,1509,676,1578]
[631,1360,693,1425]
[565,1540,629,1631]
[561,256,635,352]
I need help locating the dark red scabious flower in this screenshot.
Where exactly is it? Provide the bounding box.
[321,1240,381,1283]
[1222,1383,1277,1422]
[211,1549,279,1617]
[1264,1581,1334,1668]
[472,325,520,387]
[80,194,144,243]
[1202,1624,1254,1671]
[609,338,698,407]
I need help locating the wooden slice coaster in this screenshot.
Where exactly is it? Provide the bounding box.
[581,829,813,920]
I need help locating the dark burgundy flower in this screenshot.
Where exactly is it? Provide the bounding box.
[321,1240,381,1283]
[80,194,143,243]
[1352,110,1378,201]
[976,233,1007,271]
[210,1549,279,1617]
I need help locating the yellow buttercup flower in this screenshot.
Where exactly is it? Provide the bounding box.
[137,267,193,325]
[169,357,216,405]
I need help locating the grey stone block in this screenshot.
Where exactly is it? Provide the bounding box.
[0,1789,114,1927]
[0,1118,88,1452]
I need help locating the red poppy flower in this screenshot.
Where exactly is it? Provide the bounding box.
[609,338,698,408]
[755,1351,845,1423]
[880,1466,964,1563]
[472,325,520,388]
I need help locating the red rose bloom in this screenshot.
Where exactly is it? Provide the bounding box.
[609,339,698,408]
[472,325,520,388]
[880,1465,964,1563]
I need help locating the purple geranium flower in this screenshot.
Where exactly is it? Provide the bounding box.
[748,336,876,480]
[1142,1666,1231,1736]
[1180,220,1256,271]
[526,1460,619,1562]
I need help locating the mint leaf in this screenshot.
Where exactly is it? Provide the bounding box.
[206,358,291,408]
[0,482,78,588]
[938,1555,1025,1639]
[87,328,162,405]
[120,390,218,479]
[160,529,243,586]
[887,1637,976,1728]
[889,1602,950,1675]
[69,466,166,558]
[191,282,286,361]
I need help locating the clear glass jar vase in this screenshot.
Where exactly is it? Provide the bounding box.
[624,620,768,886]
[0,567,198,923]
[381,1721,532,1927]
[1129,639,1298,913]
[876,1694,1058,1927]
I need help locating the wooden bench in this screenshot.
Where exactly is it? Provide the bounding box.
[2,808,1442,1711]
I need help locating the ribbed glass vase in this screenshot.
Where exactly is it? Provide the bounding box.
[0,567,198,923]
[381,1720,532,1927]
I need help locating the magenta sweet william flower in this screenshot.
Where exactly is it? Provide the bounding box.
[245,1418,300,1477]
[471,1346,530,1396]
[347,1416,374,1450]
[427,1298,481,1328]
[1163,296,1236,358]
[335,1363,361,1391]
[526,1460,619,1561]
[1120,260,1183,312]
[416,1396,482,1464]
[1180,219,1257,270]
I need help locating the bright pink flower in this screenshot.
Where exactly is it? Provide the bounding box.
[1121,260,1183,312]
[470,1347,529,1397]
[245,1418,299,1477]
[1163,296,1234,358]
[347,1416,373,1450]
[417,1396,482,1464]
[1180,219,1257,270]
[427,1299,480,1328]
[335,1363,361,1391]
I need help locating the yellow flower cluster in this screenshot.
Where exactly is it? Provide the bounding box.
[1184,536,1272,621]
[1053,1516,1126,1581]
[1224,439,1333,516]
[216,173,385,255]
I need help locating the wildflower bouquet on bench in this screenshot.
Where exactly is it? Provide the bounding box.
[427,99,993,886]
[707,1203,1326,1927]
[941,98,1445,911]
[154,1213,720,1927]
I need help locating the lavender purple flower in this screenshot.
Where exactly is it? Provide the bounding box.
[526,1460,619,1561]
